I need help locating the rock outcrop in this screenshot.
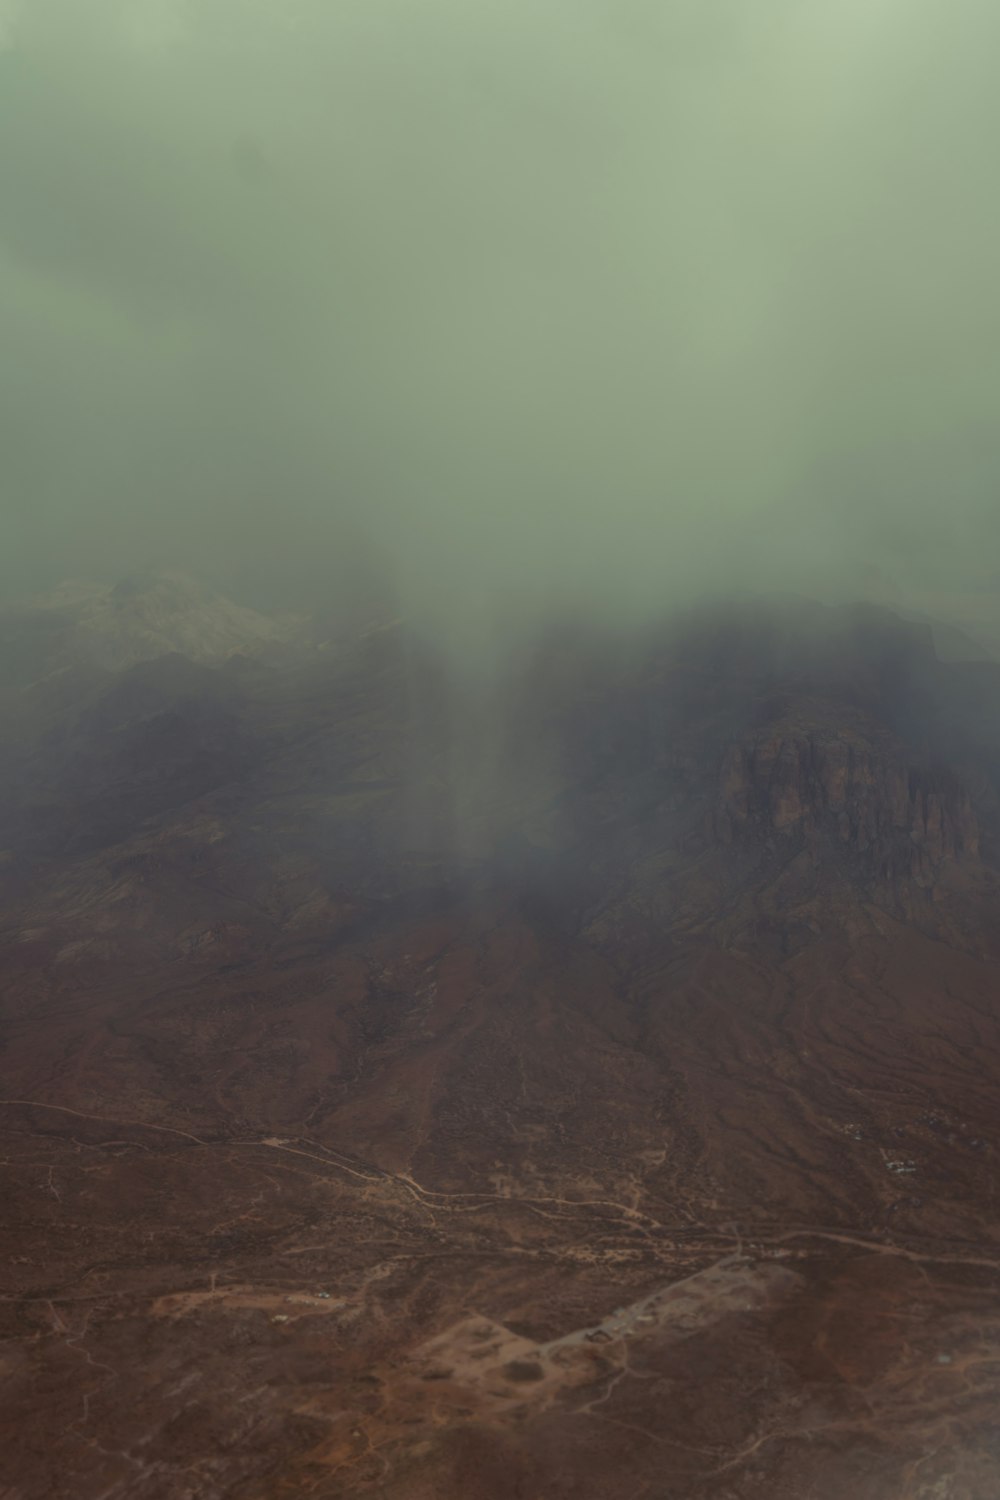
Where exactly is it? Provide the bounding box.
[714,727,979,885]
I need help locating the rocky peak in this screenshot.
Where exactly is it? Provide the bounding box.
[714,725,979,886]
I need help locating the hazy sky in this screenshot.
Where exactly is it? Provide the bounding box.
[2,0,999,644]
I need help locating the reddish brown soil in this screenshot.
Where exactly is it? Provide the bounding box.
[3,600,1000,1498]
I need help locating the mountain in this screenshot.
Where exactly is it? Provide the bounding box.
[3,586,1000,1499]
[0,570,293,686]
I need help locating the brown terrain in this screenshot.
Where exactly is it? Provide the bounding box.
[3,578,1000,1499]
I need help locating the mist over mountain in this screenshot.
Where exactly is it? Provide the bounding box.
[4,3,1000,1497]
[4,0,1000,656]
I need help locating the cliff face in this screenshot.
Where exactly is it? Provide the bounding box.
[714,728,980,885]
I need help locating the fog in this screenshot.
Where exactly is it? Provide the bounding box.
[2,0,999,659]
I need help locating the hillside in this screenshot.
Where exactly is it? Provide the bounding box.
[3,586,1000,1498]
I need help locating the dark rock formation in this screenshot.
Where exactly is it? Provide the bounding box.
[715,729,980,884]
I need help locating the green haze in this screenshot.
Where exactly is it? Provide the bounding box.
[2,0,999,651]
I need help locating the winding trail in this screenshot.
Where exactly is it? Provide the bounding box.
[8,1098,1000,1282]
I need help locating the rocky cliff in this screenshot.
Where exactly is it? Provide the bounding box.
[715,726,979,887]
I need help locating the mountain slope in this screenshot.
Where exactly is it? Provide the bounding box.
[0,570,292,688]
[3,594,1000,1499]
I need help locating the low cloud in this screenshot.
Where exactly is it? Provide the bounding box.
[2,0,998,656]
